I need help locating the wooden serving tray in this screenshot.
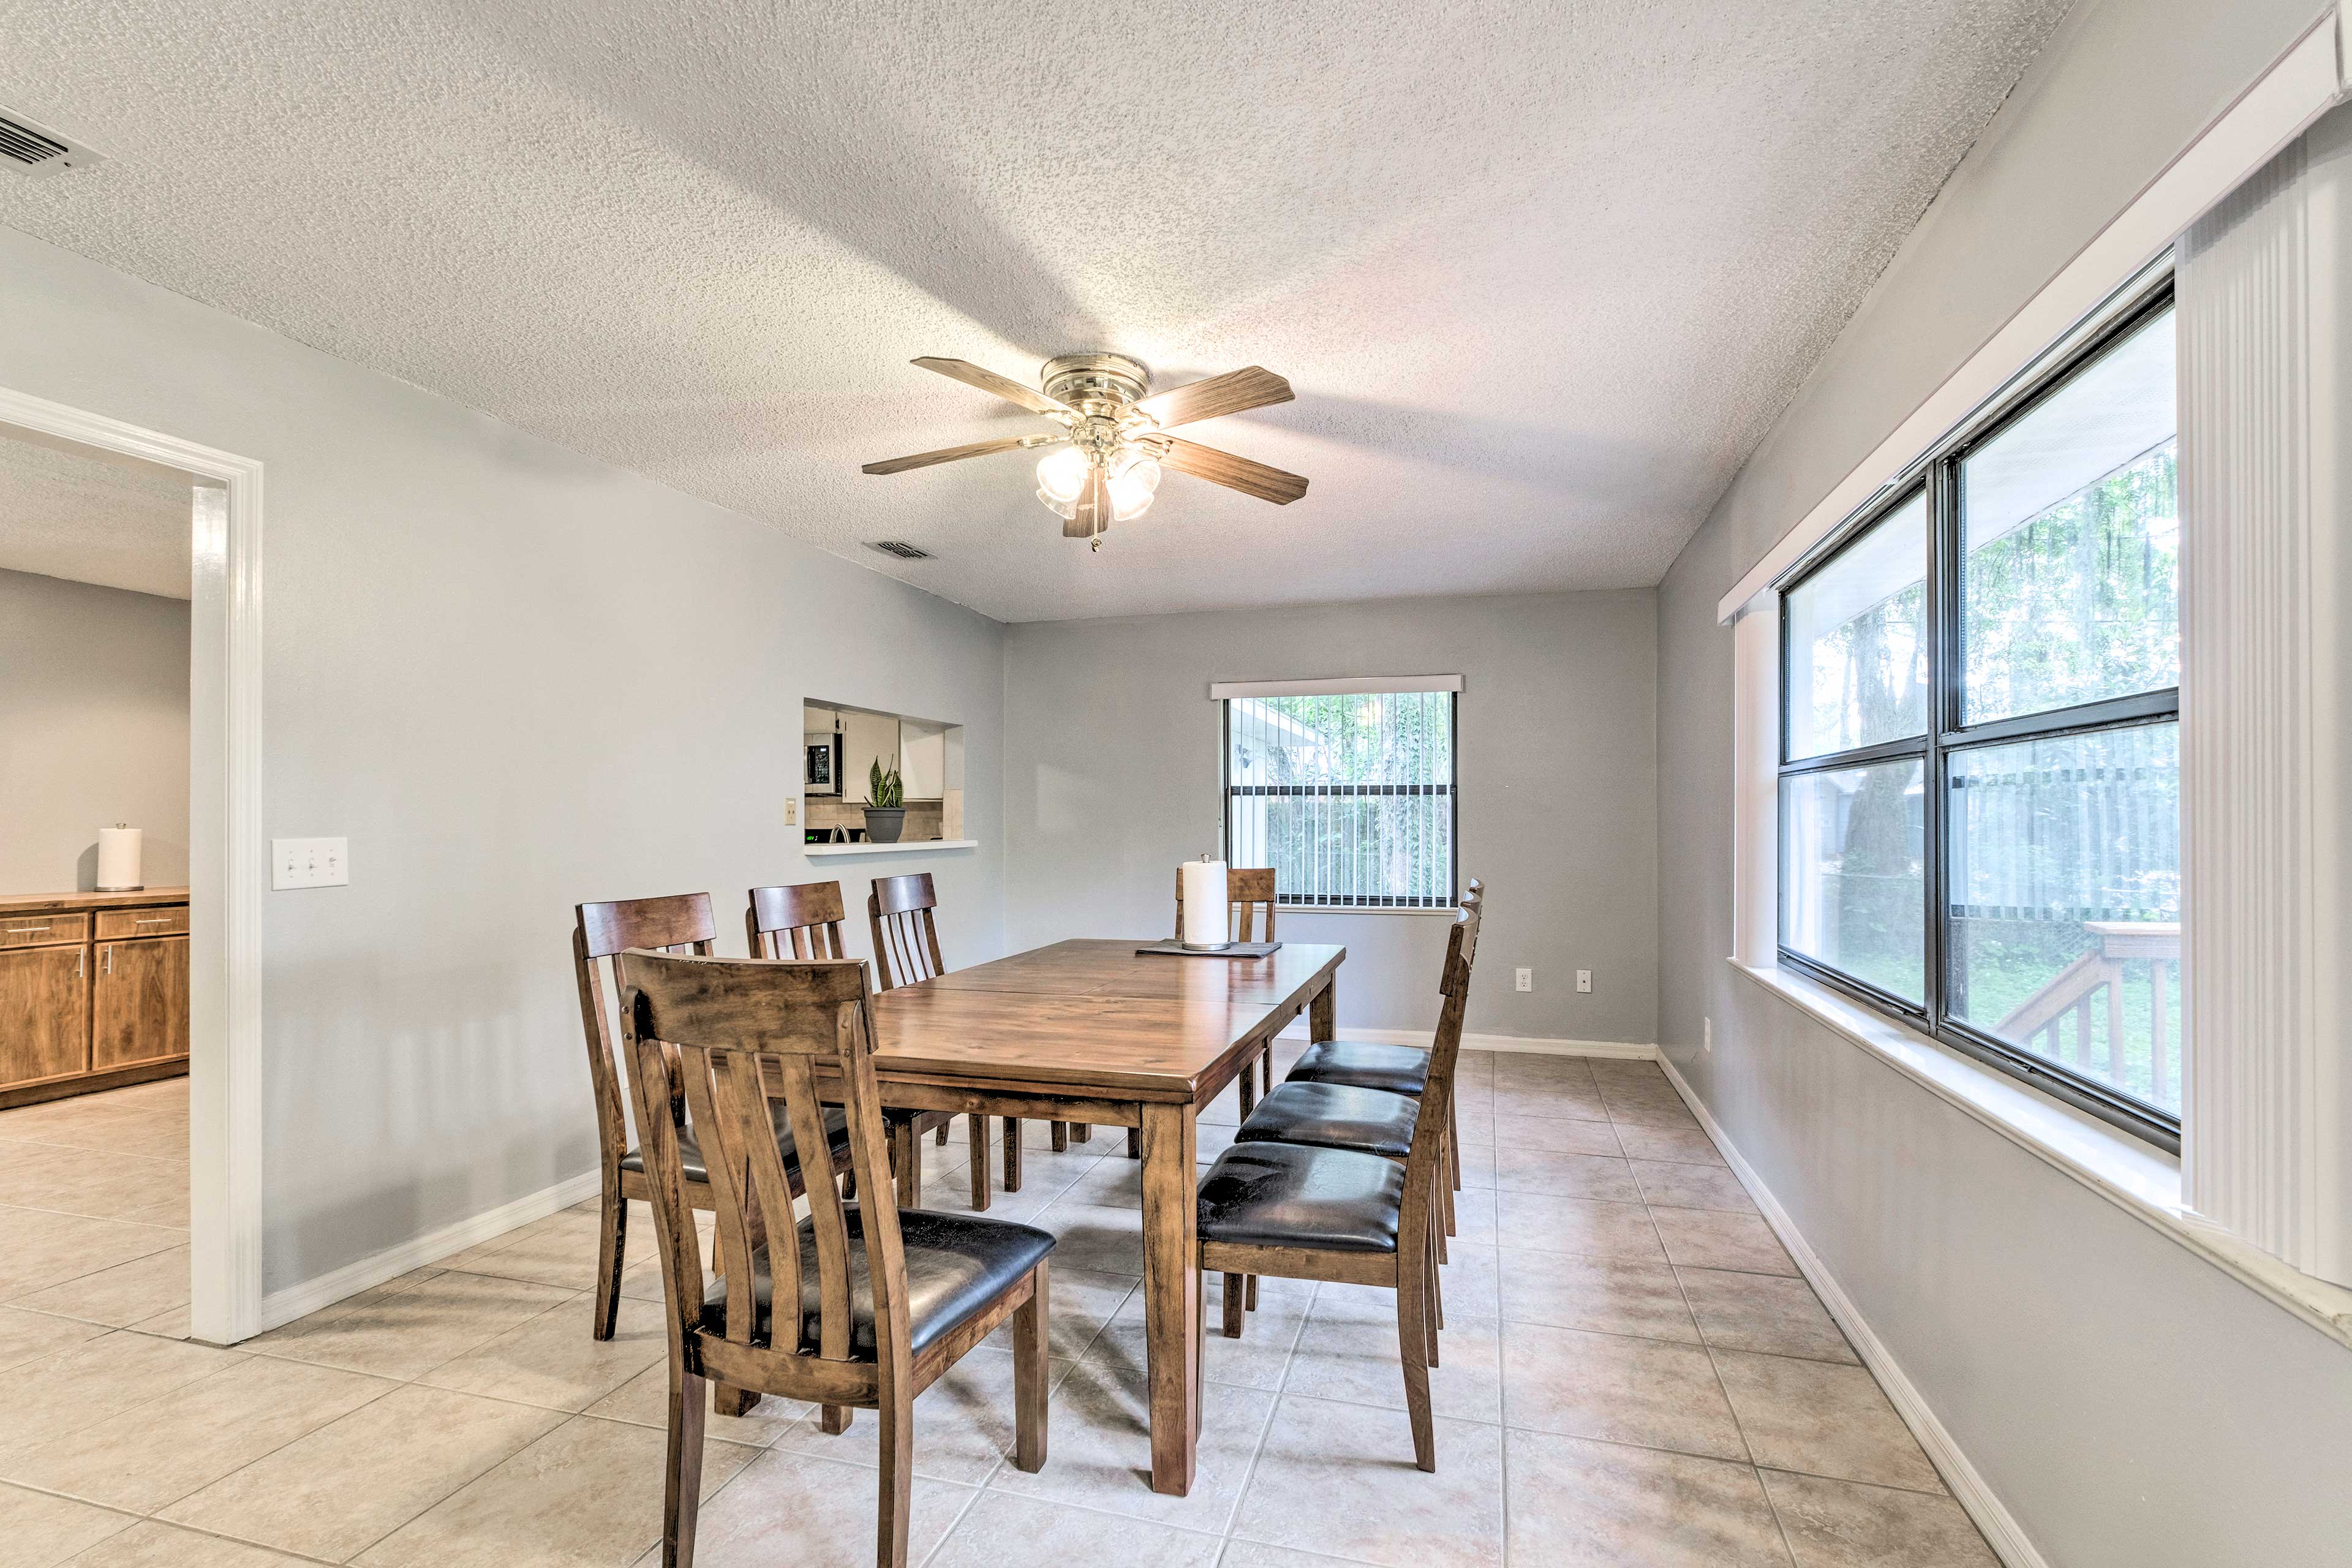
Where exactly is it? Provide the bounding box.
[1133,940,1283,959]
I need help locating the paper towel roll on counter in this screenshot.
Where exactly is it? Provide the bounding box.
[97,826,143,892]
[1180,858,1230,949]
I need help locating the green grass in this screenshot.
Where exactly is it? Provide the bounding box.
[1809,922,2180,1114]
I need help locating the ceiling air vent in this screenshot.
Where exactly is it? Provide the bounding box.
[0,108,105,178]
[868,540,932,560]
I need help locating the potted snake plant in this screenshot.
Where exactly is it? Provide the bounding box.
[861,758,907,843]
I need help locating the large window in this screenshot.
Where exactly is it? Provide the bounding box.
[1779,285,2181,1144]
[1223,687,1456,908]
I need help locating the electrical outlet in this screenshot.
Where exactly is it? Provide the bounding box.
[1576,970,1593,993]
[785,798,799,826]
[1514,967,1532,992]
[271,837,349,890]
[1704,1016,1713,1054]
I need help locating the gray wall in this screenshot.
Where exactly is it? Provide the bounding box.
[1005,590,1657,1045]
[1655,1,2352,1563]
[0,568,190,894]
[0,225,1008,1297]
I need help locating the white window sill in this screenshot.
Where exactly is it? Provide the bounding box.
[1730,957,2352,1351]
[802,839,978,858]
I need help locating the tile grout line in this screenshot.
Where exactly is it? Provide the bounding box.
[1206,1343,1291,1548]
[0,1194,188,1237]
[1649,1196,1797,1564]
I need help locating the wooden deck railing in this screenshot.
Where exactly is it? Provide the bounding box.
[1994,922,2178,1102]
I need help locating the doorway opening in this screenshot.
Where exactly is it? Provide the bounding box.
[0,388,262,1344]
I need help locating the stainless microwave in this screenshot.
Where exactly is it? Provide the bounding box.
[804,733,843,796]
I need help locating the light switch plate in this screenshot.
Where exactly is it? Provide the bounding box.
[272,836,349,889]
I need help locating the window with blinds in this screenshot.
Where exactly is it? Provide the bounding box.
[1221,688,1457,908]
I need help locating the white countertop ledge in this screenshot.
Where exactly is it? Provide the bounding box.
[802,839,978,858]
[1730,957,2352,1352]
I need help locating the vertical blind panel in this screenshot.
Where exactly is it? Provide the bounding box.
[1226,690,1454,907]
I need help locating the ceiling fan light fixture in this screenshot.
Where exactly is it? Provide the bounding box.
[1109,456,1161,521]
[1035,444,1090,504]
[863,353,1306,547]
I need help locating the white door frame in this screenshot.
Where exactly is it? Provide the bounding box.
[0,385,265,1344]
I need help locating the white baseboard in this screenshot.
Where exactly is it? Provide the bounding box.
[1653,1055,2049,1568]
[1276,1022,1658,1060]
[255,1169,603,1335]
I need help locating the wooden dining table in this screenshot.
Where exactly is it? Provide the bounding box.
[774,937,1344,1497]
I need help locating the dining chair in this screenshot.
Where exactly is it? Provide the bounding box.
[1218,884,1483,1325]
[571,893,857,1343]
[869,872,1058,1208]
[747,881,955,1208]
[619,949,1054,1568]
[1194,893,1480,1471]
[1274,875,1483,1221]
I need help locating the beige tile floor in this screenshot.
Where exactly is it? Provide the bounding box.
[0,1054,2000,1567]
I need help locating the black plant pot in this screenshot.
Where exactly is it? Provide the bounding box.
[862,808,907,843]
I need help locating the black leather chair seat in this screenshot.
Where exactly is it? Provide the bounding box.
[1196,1142,1406,1254]
[1234,1080,1421,1161]
[701,1205,1055,1361]
[622,1102,851,1188]
[1285,1038,1430,1098]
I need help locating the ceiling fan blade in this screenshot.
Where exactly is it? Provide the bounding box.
[1158,437,1310,504]
[862,434,1063,475]
[911,356,1072,416]
[1135,366,1294,428]
[1064,465,1112,537]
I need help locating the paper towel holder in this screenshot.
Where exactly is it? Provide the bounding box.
[1179,853,1233,952]
[96,823,145,893]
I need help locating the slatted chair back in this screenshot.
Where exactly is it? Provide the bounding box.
[1396,887,1483,1234]
[572,894,718,1183]
[619,951,909,1384]
[868,873,945,989]
[1170,865,1279,943]
[748,880,852,960]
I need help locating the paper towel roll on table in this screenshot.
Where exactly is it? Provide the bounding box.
[1180,858,1230,950]
[97,826,143,892]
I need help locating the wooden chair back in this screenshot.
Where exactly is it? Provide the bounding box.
[1400,886,1483,1212]
[619,951,908,1380]
[572,894,717,1178]
[1170,865,1279,942]
[748,881,851,960]
[868,873,945,989]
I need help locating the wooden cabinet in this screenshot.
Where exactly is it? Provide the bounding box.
[3,911,91,950]
[0,945,89,1087]
[94,935,189,1069]
[0,889,189,1107]
[96,906,190,940]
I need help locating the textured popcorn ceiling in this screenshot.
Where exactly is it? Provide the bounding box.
[0,428,194,598]
[0,1,2067,622]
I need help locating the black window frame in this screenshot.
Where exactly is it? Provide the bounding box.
[1219,689,1461,911]
[1776,276,2181,1152]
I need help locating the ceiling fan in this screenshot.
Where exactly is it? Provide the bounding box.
[861,353,1308,549]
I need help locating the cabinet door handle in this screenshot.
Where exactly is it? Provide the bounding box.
[6,924,50,934]
[102,944,113,975]
[135,917,171,925]
[77,947,85,979]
